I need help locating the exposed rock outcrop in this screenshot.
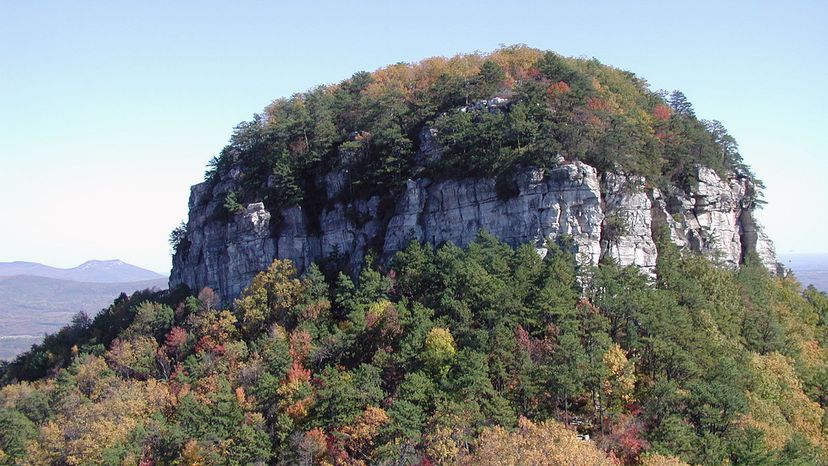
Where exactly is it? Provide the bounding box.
[383,163,604,267]
[600,173,658,276]
[171,158,778,302]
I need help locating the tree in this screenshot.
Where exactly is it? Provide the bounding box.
[223,191,245,215]
[536,52,590,95]
[124,301,174,339]
[640,453,690,466]
[668,90,695,117]
[743,352,825,451]
[603,343,636,411]
[311,364,384,428]
[703,119,741,166]
[0,409,37,462]
[476,59,506,98]
[448,349,515,427]
[235,259,304,336]
[653,104,672,122]
[106,336,159,379]
[175,377,271,464]
[378,399,426,463]
[422,327,456,377]
[24,372,171,465]
[472,417,615,465]
[169,222,188,254]
[338,406,389,462]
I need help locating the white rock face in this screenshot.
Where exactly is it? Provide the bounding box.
[755,229,778,272]
[385,162,604,266]
[682,167,746,267]
[170,163,778,302]
[649,188,688,249]
[600,173,658,275]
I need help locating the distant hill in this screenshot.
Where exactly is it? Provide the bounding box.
[0,274,167,360]
[0,259,164,283]
[779,253,828,293]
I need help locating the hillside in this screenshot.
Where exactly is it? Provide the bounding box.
[0,260,164,283]
[3,237,827,465]
[1,48,825,465]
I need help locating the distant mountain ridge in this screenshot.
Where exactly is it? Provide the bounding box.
[0,266,168,360]
[0,259,164,283]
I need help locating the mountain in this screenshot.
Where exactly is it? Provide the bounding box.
[0,275,167,360]
[3,48,826,465]
[0,259,164,283]
[170,47,777,303]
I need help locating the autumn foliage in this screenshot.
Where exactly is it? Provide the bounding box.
[0,48,824,464]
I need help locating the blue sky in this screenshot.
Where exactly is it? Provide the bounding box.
[1,0,826,274]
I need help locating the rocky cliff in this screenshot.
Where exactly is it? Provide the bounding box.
[170,157,777,302]
[167,49,784,302]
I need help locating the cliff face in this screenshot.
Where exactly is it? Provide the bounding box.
[170,158,777,302]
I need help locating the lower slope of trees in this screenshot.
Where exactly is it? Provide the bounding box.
[2,232,827,465]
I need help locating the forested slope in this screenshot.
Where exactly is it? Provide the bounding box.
[1,233,826,464]
[1,47,823,465]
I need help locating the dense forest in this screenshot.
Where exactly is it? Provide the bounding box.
[2,47,824,465]
[2,232,827,465]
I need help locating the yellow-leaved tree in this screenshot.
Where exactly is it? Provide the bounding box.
[234,259,304,336]
[423,327,457,377]
[603,343,636,410]
[639,453,690,466]
[742,352,826,451]
[471,417,616,465]
[24,356,171,465]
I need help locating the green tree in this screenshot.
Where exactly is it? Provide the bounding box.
[0,409,37,462]
[124,301,174,339]
[475,59,506,98]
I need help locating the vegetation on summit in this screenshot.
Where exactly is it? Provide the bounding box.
[193,46,756,236]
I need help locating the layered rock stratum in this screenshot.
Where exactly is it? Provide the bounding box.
[171,135,777,302]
